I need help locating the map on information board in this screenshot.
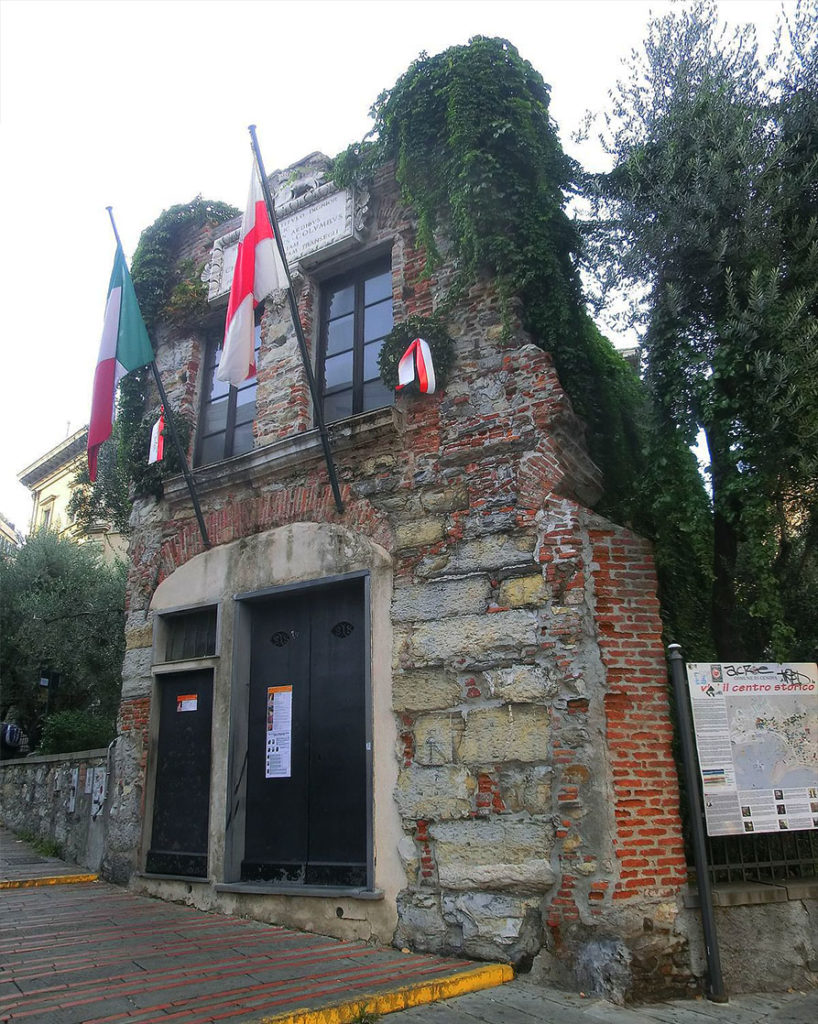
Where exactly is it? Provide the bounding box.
[686,662,818,836]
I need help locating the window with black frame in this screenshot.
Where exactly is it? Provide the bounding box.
[319,258,394,422]
[196,324,261,466]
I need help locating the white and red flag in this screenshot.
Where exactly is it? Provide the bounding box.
[217,161,286,387]
[396,337,436,394]
[87,244,154,481]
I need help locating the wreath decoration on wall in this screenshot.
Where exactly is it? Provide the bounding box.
[377,315,455,394]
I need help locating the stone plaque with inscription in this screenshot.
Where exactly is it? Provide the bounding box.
[207,181,367,304]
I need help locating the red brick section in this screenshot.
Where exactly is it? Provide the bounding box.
[118,697,151,816]
[119,698,150,751]
[415,819,437,883]
[590,527,688,901]
[475,772,506,816]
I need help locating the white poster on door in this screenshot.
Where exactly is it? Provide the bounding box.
[265,685,293,779]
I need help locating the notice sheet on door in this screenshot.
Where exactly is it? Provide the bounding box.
[265,685,293,778]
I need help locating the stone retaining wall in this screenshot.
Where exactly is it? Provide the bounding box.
[0,749,109,871]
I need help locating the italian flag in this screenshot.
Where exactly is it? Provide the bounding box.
[87,244,154,481]
[216,161,286,387]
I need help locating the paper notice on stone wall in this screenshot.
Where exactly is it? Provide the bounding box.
[265,685,293,779]
[91,767,107,819]
[687,662,818,836]
[67,767,79,813]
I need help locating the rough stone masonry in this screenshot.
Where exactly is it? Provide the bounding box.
[106,155,695,1003]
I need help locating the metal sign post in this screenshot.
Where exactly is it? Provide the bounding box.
[668,644,727,1002]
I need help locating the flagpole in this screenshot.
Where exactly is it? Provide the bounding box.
[247,125,345,514]
[105,209,211,550]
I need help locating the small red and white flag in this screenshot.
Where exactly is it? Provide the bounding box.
[396,337,436,394]
[148,407,165,465]
[216,160,286,387]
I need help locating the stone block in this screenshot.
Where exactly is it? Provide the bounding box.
[431,817,555,892]
[418,534,535,578]
[575,939,633,1005]
[394,517,445,550]
[125,625,153,651]
[359,454,396,476]
[395,764,475,820]
[403,610,538,666]
[441,891,545,964]
[482,663,557,702]
[421,485,469,513]
[397,835,419,885]
[392,669,461,712]
[459,705,549,764]
[412,713,465,765]
[393,891,457,953]
[120,648,153,700]
[498,574,551,608]
[496,764,553,815]
[392,576,491,622]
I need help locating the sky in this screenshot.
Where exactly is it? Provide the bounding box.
[0,0,792,534]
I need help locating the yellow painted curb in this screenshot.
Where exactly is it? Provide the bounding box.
[259,961,514,1024]
[0,873,98,889]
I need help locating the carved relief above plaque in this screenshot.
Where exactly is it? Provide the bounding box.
[206,181,369,305]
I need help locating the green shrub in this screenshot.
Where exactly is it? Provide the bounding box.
[38,711,115,755]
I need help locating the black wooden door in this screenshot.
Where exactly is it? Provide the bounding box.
[242,578,367,886]
[146,670,212,877]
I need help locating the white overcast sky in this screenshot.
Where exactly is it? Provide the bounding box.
[0,0,791,533]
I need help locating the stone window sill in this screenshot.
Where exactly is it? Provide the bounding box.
[137,872,210,885]
[164,406,400,506]
[215,882,384,900]
[152,656,219,675]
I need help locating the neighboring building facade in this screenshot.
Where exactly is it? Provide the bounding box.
[17,426,127,561]
[0,513,23,554]
[102,156,816,1000]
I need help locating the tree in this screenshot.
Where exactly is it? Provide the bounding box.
[589,1,818,659]
[0,531,126,748]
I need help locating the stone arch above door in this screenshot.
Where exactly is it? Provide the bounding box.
[150,521,392,614]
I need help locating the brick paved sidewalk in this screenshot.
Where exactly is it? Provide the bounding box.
[0,828,507,1024]
[0,828,97,889]
[1,828,815,1024]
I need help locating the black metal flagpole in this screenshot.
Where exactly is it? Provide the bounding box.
[106,208,211,550]
[247,124,344,514]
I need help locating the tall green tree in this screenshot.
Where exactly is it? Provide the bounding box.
[589,1,818,659]
[0,531,126,747]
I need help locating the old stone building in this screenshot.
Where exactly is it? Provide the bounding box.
[102,153,791,1001]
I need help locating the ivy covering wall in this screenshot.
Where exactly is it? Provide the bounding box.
[333,37,713,656]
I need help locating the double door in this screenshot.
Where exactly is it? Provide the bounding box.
[242,578,368,886]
